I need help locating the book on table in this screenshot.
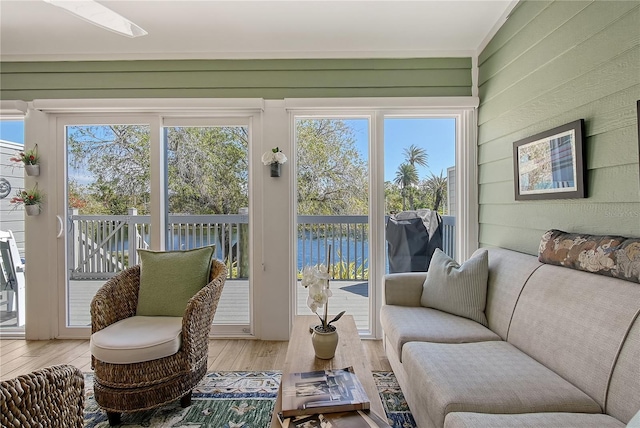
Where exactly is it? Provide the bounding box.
[277,410,392,428]
[281,366,370,417]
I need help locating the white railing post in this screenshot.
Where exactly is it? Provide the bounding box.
[128,208,138,267]
[69,209,79,276]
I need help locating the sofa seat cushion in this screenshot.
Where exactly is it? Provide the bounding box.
[90,316,182,364]
[402,341,601,428]
[444,412,624,428]
[380,305,500,362]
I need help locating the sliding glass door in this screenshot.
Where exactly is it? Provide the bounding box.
[59,115,254,337]
[163,118,252,335]
[294,116,371,332]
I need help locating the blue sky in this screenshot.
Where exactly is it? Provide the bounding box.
[0,121,24,144]
[345,118,455,182]
[1,118,456,182]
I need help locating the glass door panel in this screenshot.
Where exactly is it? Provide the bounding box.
[164,122,251,334]
[0,119,26,334]
[66,124,151,327]
[383,117,456,274]
[295,117,370,331]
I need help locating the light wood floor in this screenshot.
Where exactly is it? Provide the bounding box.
[0,339,391,381]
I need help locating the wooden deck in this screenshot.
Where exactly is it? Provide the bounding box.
[1,279,371,331]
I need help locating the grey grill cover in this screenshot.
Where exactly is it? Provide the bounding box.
[386,209,442,273]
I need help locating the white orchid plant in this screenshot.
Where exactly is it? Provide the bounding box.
[261,147,287,165]
[301,246,345,332]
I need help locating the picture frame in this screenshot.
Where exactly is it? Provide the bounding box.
[513,119,585,201]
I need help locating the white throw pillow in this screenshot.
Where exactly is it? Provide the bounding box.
[420,248,489,326]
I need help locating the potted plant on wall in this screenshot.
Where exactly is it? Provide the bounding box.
[10,144,40,176]
[10,184,44,216]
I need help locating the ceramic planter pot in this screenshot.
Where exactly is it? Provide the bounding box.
[25,204,41,216]
[24,164,40,176]
[270,162,281,177]
[311,325,338,359]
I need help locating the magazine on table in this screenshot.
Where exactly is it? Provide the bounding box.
[277,410,392,428]
[281,366,370,417]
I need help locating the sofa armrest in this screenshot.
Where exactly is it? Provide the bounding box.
[384,272,427,306]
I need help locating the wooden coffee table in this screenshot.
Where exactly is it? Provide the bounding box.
[269,315,386,427]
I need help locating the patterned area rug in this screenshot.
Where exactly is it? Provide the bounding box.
[83,371,416,428]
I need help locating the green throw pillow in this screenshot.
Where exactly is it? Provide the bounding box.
[420,248,489,326]
[136,246,215,317]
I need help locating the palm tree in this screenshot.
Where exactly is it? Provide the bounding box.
[394,163,418,210]
[425,170,448,213]
[403,144,429,168]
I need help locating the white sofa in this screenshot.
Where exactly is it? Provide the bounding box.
[381,247,640,428]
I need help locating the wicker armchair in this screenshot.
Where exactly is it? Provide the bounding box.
[0,364,85,428]
[90,260,227,425]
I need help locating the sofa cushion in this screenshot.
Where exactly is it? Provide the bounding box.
[90,316,182,364]
[402,341,601,428]
[380,305,500,362]
[484,248,542,340]
[421,248,489,326]
[136,246,214,317]
[508,264,640,411]
[444,412,625,428]
[606,315,640,424]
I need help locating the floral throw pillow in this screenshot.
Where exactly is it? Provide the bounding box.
[539,229,640,284]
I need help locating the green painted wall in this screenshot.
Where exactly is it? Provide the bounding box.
[478,0,640,255]
[0,58,471,100]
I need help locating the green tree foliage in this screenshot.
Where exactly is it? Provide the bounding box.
[393,163,418,210]
[68,125,250,216]
[403,144,429,169]
[424,171,448,213]
[296,119,368,215]
[68,125,151,215]
[166,126,248,214]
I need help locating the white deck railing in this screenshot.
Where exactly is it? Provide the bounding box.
[68,210,454,280]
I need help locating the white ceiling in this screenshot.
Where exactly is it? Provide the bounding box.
[0,0,516,62]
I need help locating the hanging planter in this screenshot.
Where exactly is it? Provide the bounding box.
[24,164,40,177]
[262,147,287,178]
[10,184,44,216]
[10,144,40,176]
[24,204,41,216]
[270,162,281,177]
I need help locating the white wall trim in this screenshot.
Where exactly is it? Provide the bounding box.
[31,98,264,114]
[476,0,519,56]
[0,100,28,116]
[285,97,479,110]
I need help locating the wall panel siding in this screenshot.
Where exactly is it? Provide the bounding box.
[0,58,472,100]
[478,0,640,255]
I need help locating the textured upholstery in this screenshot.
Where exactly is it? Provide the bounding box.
[444,412,625,428]
[90,260,226,417]
[382,247,640,428]
[402,341,601,428]
[380,305,499,362]
[606,315,640,424]
[0,365,84,428]
[507,265,640,410]
[421,249,489,326]
[484,247,542,340]
[383,271,427,306]
[90,316,183,364]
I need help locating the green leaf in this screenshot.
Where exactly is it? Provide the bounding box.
[328,310,346,325]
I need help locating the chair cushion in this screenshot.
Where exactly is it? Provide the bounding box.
[402,341,601,428]
[90,316,182,364]
[421,248,489,326]
[136,246,214,317]
[380,305,500,362]
[444,412,625,428]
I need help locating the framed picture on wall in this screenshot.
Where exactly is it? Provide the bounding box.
[513,119,585,201]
